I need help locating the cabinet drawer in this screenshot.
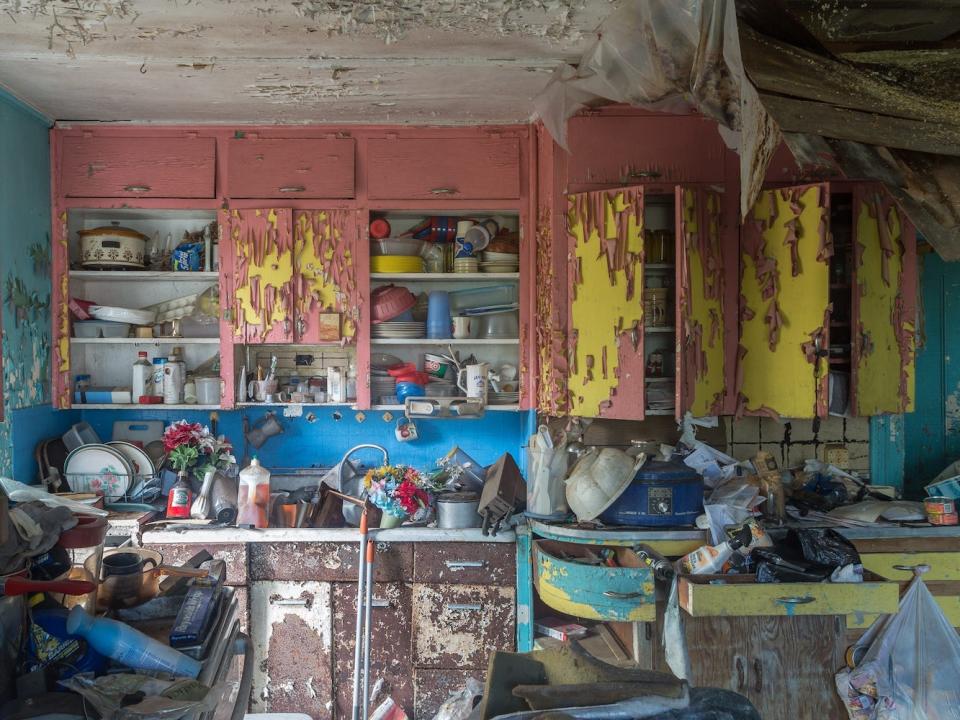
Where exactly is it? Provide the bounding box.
[227,138,355,198]
[250,541,412,582]
[414,669,484,720]
[413,542,515,585]
[140,542,247,585]
[60,136,216,198]
[566,115,727,189]
[679,574,899,617]
[860,552,960,581]
[367,138,520,200]
[411,583,515,668]
[533,540,655,622]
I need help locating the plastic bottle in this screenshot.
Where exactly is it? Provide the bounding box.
[679,524,752,575]
[237,457,270,528]
[152,357,167,397]
[327,366,344,403]
[132,351,152,403]
[346,363,357,402]
[66,605,201,678]
[163,354,184,404]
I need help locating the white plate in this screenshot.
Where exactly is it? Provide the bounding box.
[107,440,155,477]
[89,305,156,326]
[64,444,133,500]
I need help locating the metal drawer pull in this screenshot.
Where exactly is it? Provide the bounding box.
[627,170,661,179]
[445,560,485,569]
[446,603,482,612]
[371,598,391,608]
[430,187,457,195]
[272,598,309,606]
[893,564,931,574]
[775,595,815,605]
[279,185,306,192]
[124,184,151,192]
[602,590,644,600]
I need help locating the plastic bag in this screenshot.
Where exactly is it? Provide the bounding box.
[797,528,860,569]
[525,426,569,519]
[836,573,960,719]
[59,673,224,719]
[0,477,107,517]
[430,677,483,720]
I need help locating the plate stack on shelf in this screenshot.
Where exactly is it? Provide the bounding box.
[487,391,520,406]
[371,321,425,339]
[371,372,398,405]
[453,257,479,274]
[646,385,675,414]
[480,250,519,273]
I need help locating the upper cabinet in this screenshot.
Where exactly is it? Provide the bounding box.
[226,138,355,199]
[566,114,729,190]
[366,137,521,200]
[60,135,216,198]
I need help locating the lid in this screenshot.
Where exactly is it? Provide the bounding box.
[78,224,150,242]
[438,492,480,504]
[633,459,700,483]
[138,351,148,358]
[370,218,391,239]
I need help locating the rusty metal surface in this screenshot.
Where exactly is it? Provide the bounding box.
[414,668,484,720]
[250,580,333,719]
[411,583,515,669]
[331,582,413,719]
[233,585,249,635]
[142,542,249,586]
[250,542,413,582]
[413,542,516,585]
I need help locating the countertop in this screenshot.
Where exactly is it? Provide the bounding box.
[141,526,516,544]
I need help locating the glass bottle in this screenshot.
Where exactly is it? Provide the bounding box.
[166,471,193,519]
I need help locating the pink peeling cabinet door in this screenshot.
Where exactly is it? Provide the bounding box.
[222,208,295,345]
[227,138,356,199]
[566,186,646,420]
[60,136,216,198]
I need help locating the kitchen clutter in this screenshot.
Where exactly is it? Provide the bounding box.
[238,354,358,405]
[371,350,518,407]
[76,220,219,273]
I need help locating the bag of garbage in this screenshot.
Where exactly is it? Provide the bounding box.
[836,571,960,719]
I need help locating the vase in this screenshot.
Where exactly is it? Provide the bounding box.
[379,512,405,529]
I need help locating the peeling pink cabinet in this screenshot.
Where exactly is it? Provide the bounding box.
[227,137,356,199]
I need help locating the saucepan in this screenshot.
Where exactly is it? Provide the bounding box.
[0,563,96,597]
[85,548,208,611]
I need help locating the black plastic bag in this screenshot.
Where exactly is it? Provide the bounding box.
[796,528,860,568]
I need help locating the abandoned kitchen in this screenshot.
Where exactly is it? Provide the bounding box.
[1,2,958,719]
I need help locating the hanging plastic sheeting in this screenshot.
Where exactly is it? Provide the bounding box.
[532,0,782,219]
[835,569,960,719]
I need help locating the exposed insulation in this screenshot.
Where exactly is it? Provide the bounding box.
[678,187,725,417]
[738,184,830,419]
[566,187,645,419]
[854,188,917,415]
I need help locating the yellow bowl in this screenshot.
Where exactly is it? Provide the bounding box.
[371,256,425,273]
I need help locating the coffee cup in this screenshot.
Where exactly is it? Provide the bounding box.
[103,551,156,577]
[452,316,474,339]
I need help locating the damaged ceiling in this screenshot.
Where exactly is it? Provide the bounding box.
[0,0,613,123]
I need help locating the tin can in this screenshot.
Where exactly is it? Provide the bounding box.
[925,496,958,525]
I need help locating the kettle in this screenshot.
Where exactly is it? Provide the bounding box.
[244,412,284,449]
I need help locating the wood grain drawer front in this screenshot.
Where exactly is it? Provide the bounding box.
[227,138,355,198]
[367,138,520,200]
[141,542,248,585]
[679,575,899,617]
[250,541,412,582]
[60,136,216,198]
[413,542,515,585]
[566,116,728,189]
[860,552,960,581]
[332,582,413,718]
[411,583,515,668]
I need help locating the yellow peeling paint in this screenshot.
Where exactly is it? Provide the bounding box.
[294,210,355,339]
[683,189,725,416]
[233,209,294,335]
[741,187,829,418]
[567,190,644,417]
[57,211,70,375]
[535,554,655,622]
[855,200,914,414]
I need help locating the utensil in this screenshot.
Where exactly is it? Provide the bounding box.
[0,574,95,597]
[457,363,490,403]
[452,316,475,339]
[87,548,208,611]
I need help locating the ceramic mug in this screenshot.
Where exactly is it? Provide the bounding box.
[395,418,419,442]
[248,378,278,402]
[452,316,473,339]
[457,363,490,402]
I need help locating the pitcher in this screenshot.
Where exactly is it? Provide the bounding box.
[457,363,490,403]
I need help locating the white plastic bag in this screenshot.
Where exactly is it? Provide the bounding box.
[836,572,960,719]
[525,426,568,519]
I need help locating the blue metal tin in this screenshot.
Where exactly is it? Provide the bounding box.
[599,459,703,527]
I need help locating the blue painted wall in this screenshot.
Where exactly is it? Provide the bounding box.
[0,89,78,482]
[904,252,960,496]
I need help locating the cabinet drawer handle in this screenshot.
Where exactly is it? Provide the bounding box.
[371,598,391,608]
[430,187,457,195]
[124,184,151,192]
[445,560,485,569]
[775,595,815,605]
[279,185,306,193]
[272,598,308,606]
[893,564,931,575]
[753,658,763,692]
[446,603,482,612]
[602,590,644,600]
[627,170,661,179]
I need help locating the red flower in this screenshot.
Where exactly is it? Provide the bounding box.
[162,421,203,452]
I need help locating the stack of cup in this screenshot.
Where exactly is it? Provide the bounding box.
[426,291,452,339]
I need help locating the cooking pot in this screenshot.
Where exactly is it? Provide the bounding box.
[599,459,704,527]
[85,547,207,610]
[437,492,482,529]
[78,223,148,269]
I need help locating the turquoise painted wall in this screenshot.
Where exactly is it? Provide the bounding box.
[904,252,960,496]
[0,90,78,482]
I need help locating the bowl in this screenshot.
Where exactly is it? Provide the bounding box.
[481,310,519,339]
[371,238,426,257]
[371,284,417,324]
[395,382,425,402]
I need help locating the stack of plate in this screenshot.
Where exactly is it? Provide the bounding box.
[371,321,426,339]
[481,251,519,273]
[371,372,397,402]
[371,256,425,274]
[453,257,479,274]
[488,391,520,406]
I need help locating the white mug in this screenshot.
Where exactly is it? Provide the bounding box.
[395,418,419,442]
[457,363,490,402]
[452,316,473,339]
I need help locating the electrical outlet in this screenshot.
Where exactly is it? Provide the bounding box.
[824,444,849,468]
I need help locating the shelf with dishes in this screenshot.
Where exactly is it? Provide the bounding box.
[70,270,219,282]
[71,337,219,345]
[371,273,519,282]
[642,197,677,417]
[72,403,220,411]
[371,404,520,412]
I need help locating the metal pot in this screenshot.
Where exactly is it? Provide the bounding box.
[79,223,148,269]
[86,547,207,610]
[437,492,482,529]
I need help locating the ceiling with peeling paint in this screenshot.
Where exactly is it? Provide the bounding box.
[0,0,614,124]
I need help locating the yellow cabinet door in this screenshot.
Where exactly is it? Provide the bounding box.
[738,183,831,418]
[566,186,646,419]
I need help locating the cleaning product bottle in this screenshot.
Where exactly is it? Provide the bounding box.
[132,351,152,403]
[346,363,357,402]
[66,605,201,678]
[237,457,270,528]
[152,357,167,398]
[163,354,184,404]
[679,524,753,575]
